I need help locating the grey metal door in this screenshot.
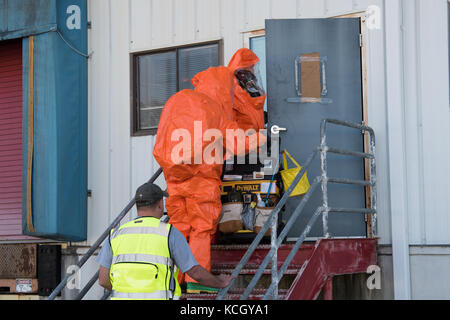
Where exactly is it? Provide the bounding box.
[266,18,366,238]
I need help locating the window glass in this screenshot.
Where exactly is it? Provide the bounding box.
[138,51,177,130]
[178,44,219,90]
[250,36,267,111]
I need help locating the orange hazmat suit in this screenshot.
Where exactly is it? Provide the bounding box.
[153,65,265,284]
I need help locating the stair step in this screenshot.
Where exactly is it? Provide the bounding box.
[212,266,301,275]
[182,288,289,300]
[212,262,303,269]
[211,243,315,250]
[211,243,315,271]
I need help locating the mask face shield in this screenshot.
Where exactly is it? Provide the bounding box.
[234,63,266,98]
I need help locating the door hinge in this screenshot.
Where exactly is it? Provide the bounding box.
[359,34,363,47]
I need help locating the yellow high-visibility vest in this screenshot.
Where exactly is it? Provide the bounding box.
[109,216,181,300]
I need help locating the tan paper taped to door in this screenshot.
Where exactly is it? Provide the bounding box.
[300,52,321,99]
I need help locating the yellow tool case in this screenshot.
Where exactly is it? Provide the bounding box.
[220,180,280,196]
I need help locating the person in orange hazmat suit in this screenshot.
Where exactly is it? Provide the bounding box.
[228,48,266,133]
[153,55,266,292]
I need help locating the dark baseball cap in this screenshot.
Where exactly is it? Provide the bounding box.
[134,182,169,206]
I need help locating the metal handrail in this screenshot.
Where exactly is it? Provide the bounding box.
[48,167,163,300]
[263,206,324,299]
[240,177,321,300]
[320,118,377,238]
[217,118,377,300]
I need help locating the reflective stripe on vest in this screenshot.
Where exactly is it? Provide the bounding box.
[111,291,181,300]
[109,217,180,300]
[110,224,170,240]
[112,253,173,266]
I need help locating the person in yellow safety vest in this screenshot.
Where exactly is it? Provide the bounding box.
[96,182,235,300]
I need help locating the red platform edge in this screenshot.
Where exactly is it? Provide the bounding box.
[285,238,378,300]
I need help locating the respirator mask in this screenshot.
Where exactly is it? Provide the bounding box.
[235,64,265,98]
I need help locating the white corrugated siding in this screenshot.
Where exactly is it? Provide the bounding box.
[400,0,450,244]
[86,0,450,246]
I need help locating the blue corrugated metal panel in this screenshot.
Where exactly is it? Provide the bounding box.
[21,0,87,241]
[0,0,57,40]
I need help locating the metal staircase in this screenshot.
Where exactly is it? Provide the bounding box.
[49,118,377,300]
[183,242,314,300]
[184,239,376,300]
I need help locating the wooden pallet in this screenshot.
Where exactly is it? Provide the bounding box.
[0,278,38,294]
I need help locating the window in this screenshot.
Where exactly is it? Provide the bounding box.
[249,35,267,111]
[244,30,267,111]
[131,41,222,135]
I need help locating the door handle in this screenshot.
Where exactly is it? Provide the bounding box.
[271,125,287,135]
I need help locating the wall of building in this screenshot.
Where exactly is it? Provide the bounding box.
[394,0,450,246]
[82,0,450,299]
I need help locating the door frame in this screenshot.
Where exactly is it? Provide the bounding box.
[335,12,373,238]
[242,12,374,239]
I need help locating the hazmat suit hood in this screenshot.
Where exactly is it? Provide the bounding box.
[228,48,260,73]
[227,48,266,132]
